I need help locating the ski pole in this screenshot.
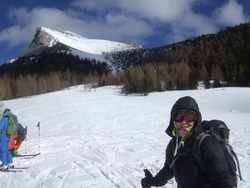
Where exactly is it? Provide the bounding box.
[37,122,40,153]
[24,126,27,154]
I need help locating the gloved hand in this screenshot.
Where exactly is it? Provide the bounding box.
[141,169,154,188]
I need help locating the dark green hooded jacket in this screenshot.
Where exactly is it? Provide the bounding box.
[152,96,234,188]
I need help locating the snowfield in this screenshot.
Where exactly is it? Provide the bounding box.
[1,86,250,188]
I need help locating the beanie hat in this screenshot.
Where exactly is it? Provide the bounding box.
[4,108,11,113]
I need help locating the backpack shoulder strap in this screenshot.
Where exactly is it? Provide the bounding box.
[230,148,243,181]
[193,132,211,173]
[170,133,210,170]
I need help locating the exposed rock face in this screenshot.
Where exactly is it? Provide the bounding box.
[30,27,57,48]
[22,27,68,57]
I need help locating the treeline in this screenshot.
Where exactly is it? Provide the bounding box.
[156,23,250,86]
[0,71,92,100]
[0,52,110,100]
[0,51,110,77]
[106,22,250,87]
[99,61,219,95]
[0,59,200,99]
[1,22,250,99]
[121,61,192,95]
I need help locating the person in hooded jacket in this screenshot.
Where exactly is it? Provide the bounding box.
[0,108,14,170]
[141,96,234,188]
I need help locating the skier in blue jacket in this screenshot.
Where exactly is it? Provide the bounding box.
[0,109,14,170]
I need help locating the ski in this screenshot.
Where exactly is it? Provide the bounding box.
[14,153,41,157]
[0,169,23,172]
[11,166,29,169]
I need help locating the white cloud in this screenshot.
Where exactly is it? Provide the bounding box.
[0,6,153,48]
[0,25,29,48]
[0,7,82,47]
[167,12,217,43]
[0,0,249,50]
[213,0,249,25]
[70,0,250,41]
[70,0,197,22]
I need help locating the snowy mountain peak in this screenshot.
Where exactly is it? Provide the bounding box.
[22,26,142,59]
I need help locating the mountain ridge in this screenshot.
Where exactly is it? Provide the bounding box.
[1,22,250,100]
[21,26,142,61]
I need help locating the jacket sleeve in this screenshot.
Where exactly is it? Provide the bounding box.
[200,136,234,188]
[151,139,175,186]
[0,118,8,131]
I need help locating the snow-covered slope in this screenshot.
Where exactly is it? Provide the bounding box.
[22,27,141,61]
[44,28,141,54]
[1,86,250,187]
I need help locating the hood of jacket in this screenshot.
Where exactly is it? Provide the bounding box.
[2,111,13,118]
[165,96,203,138]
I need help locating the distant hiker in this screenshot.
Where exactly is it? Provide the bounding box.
[141,96,234,188]
[0,108,15,170]
[9,124,27,156]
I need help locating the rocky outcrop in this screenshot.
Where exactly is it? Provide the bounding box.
[22,27,68,57]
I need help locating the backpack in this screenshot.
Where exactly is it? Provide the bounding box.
[194,120,243,187]
[17,124,27,141]
[6,115,19,135]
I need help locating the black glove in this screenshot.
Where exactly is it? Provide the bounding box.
[141,169,154,188]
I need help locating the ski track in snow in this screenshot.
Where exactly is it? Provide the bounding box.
[1,86,250,188]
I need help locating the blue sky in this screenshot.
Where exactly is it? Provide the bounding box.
[0,0,250,64]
